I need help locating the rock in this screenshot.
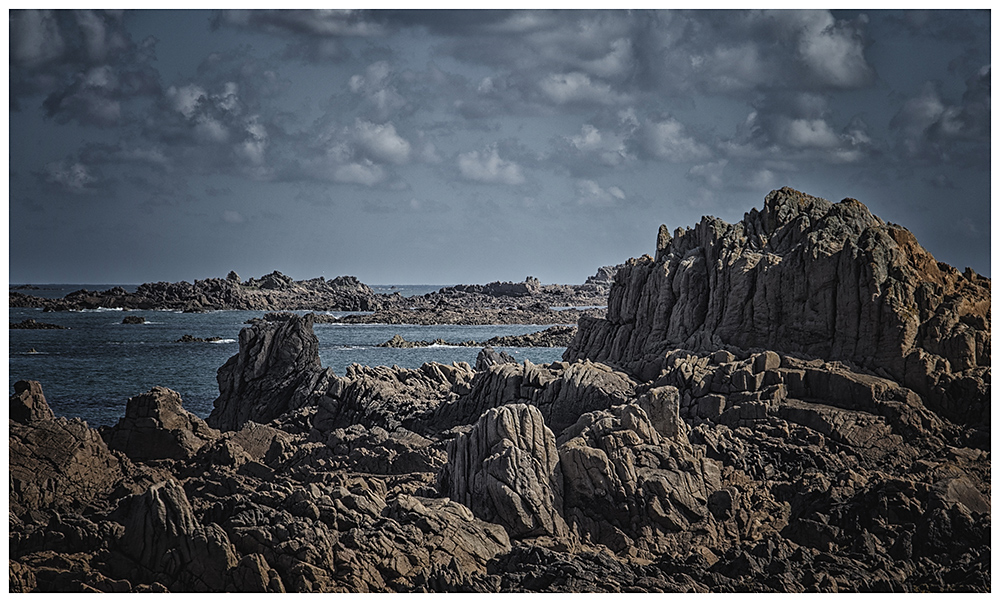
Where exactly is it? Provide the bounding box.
[476,347,518,371]
[10,319,68,329]
[104,387,220,462]
[10,380,56,423]
[10,384,125,514]
[121,316,146,324]
[566,187,990,427]
[226,271,241,283]
[209,313,335,431]
[113,479,239,591]
[440,404,569,539]
[176,334,224,343]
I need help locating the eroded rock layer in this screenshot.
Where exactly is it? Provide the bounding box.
[566,188,990,428]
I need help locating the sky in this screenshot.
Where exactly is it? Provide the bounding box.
[7,9,992,285]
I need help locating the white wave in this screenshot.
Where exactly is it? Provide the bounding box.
[73,307,125,312]
[209,338,237,344]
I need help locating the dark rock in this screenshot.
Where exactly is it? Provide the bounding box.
[104,387,220,462]
[209,313,335,431]
[10,319,68,329]
[10,380,56,423]
[121,316,146,324]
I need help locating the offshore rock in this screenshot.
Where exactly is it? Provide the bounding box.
[104,387,220,462]
[209,313,335,431]
[566,188,990,427]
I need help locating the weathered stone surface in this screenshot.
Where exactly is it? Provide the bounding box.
[209,313,336,431]
[10,380,56,423]
[434,359,635,434]
[10,383,126,515]
[112,479,239,591]
[104,387,220,462]
[440,404,569,539]
[566,188,990,427]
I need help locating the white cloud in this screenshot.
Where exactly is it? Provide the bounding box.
[575,179,626,207]
[353,120,411,165]
[642,117,712,163]
[333,161,385,186]
[167,84,207,119]
[539,72,625,105]
[783,118,841,149]
[457,145,525,185]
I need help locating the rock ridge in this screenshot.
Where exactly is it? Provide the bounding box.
[565,187,990,428]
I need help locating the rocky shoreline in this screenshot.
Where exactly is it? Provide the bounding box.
[376,325,577,348]
[9,271,612,328]
[9,189,990,592]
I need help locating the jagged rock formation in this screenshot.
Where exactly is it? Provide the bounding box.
[209,313,335,431]
[566,188,990,429]
[9,189,991,592]
[103,387,220,462]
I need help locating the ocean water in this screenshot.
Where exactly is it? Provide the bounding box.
[9,300,569,428]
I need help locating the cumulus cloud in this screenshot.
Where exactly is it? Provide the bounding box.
[333,161,386,186]
[457,145,525,185]
[574,179,626,207]
[639,116,712,162]
[720,92,875,165]
[353,120,411,165]
[11,10,160,124]
[890,67,990,164]
[347,61,409,121]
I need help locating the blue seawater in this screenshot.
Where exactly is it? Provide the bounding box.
[8,304,569,428]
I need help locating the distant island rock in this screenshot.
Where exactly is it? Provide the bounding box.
[121,316,146,324]
[9,271,610,325]
[175,334,224,343]
[377,326,577,348]
[9,319,68,330]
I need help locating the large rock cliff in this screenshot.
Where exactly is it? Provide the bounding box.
[565,188,990,427]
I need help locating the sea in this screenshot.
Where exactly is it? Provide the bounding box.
[8,284,579,428]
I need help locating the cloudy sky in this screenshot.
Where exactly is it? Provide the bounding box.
[8,9,992,285]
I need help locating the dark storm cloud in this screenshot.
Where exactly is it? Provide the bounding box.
[10,9,160,125]
[890,66,990,167]
[211,9,385,64]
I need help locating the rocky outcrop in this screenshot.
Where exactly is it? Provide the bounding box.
[11,380,56,423]
[104,387,220,462]
[433,359,635,434]
[440,404,569,540]
[209,313,335,431]
[9,381,126,515]
[176,334,225,343]
[376,326,577,349]
[10,319,68,329]
[566,188,990,428]
[9,271,378,312]
[121,316,146,324]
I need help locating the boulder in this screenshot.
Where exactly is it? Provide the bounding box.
[440,404,569,539]
[10,383,125,514]
[104,387,220,462]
